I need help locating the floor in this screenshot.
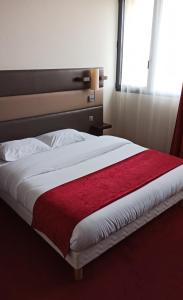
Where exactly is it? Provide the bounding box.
[0,200,183,300]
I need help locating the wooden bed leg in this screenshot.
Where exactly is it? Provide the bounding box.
[74,268,83,281]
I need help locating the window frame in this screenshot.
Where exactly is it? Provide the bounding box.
[116,0,181,97]
[115,0,126,91]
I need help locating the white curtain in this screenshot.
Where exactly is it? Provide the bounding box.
[112,92,179,152]
[113,0,183,152]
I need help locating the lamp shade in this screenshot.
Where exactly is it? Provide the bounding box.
[90,68,99,90]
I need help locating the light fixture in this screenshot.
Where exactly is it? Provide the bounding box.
[88,68,99,102]
[74,68,107,102]
[90,68,99,90]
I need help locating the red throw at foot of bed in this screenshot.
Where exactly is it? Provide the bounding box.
[32,150,183,256]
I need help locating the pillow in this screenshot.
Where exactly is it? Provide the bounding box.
[80,132,98,140]
[37,129,86,148]
[0,138,50,162]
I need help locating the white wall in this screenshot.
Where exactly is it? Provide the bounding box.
[0,0,118,123]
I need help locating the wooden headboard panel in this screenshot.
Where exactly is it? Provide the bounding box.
[0,107,103,143]
[0,68,104,121]
[0,68,104,142]
[0,68,104,97]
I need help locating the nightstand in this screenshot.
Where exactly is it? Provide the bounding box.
[90,123,112,136]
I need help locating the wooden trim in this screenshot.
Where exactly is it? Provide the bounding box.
[0,106,103,143]
[0,68,104,97]
[0,89,103,122]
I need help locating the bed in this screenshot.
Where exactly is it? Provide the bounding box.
[0,68,183,280]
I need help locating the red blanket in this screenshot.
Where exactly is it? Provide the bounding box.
[32,150,183,256]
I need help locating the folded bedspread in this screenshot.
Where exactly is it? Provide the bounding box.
[32,149,183,256]
[0,136,183,253]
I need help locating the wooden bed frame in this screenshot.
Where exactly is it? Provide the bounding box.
[0,106,103,142]
[0,68,183,280]
[1,188,183,281]
[0,68,104,140]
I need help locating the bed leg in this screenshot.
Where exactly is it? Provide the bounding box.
[180,200,183,207]
[74,268,83,281]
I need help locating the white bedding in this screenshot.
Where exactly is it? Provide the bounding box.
[0,160,7,166]
[0,135,183,252]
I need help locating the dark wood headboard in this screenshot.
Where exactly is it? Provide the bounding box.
[0,68,104,142]
[0,68,104,97]
[0,107,103,143]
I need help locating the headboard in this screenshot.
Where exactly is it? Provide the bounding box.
[0,68,104,142]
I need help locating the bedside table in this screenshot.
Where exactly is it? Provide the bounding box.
[90,123,112,136]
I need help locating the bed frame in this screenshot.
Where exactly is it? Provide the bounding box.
[0,106,103,142]
[1,186,183,280]
[0,68,104,141]
[0,68,183,280]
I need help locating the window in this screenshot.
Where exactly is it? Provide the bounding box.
[116,0,183,96]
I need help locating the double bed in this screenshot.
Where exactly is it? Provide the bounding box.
[0,68,183,280]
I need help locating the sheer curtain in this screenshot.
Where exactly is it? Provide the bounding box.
[113,0,183,152]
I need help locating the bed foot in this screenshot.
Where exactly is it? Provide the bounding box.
[74,268,83,281]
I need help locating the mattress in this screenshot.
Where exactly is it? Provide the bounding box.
[0,135,183,254]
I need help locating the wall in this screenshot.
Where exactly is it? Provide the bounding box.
[0,0,118,123]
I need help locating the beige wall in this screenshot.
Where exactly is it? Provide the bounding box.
[0,0,118,123]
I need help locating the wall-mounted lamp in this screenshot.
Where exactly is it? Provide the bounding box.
[90,68,99,90]
[74,68,108,102]
[88,68,99,102]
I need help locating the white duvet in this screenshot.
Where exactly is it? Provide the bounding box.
[0,135,183,252]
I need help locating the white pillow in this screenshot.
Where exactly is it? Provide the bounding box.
[80,132,98,140]
[37,129,86,148]
[0,138,51,162]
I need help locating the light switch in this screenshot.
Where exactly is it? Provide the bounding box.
[89,115,94,122]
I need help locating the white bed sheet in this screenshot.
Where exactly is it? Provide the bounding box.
[0,136,183,252]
